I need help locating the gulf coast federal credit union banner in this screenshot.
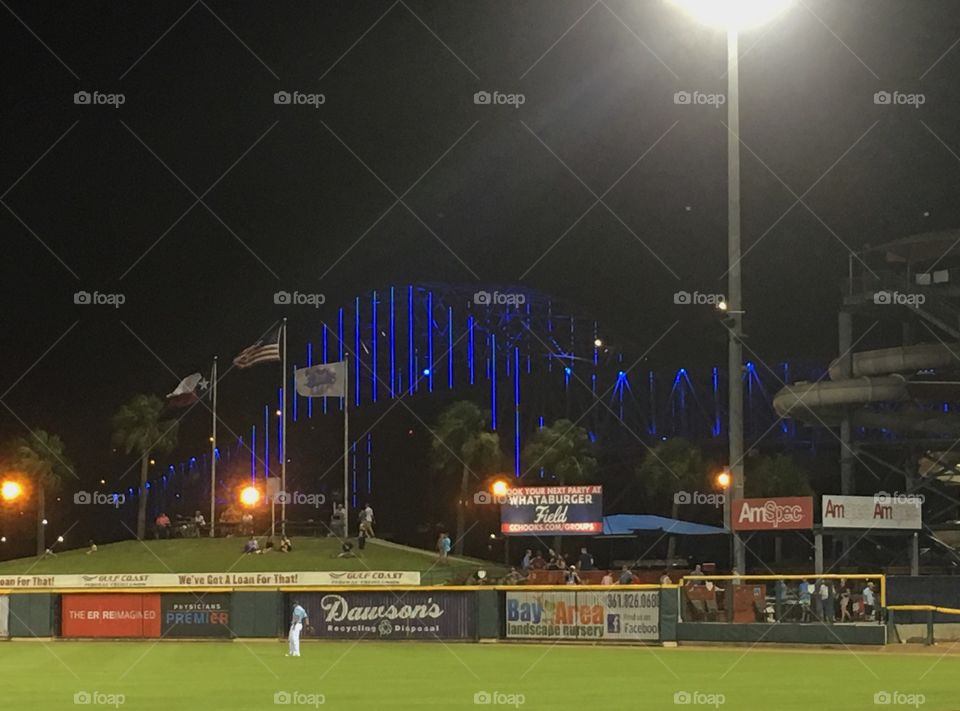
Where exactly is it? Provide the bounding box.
[500,485,603,535]
[505,590,659,641]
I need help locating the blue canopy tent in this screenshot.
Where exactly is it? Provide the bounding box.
[600,514,727,537]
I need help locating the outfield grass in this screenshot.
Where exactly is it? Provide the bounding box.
[0,538,501,584]
[0,641,956,710]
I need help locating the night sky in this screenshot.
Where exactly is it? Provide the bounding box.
[2,1,960,551]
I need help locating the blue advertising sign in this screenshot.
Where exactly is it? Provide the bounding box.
[500,486,603,536]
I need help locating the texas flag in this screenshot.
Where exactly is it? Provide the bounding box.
[166,373,206,407]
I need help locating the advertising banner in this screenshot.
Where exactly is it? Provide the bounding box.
[822,494,922,530]
[500,486,603,535]
[0,570,420,590]
[731,497,814,531]
[161,594,232,638]
[62,594,161,638]
[299,591,475,640]
[505,590,660,641]
[0,596,8,638]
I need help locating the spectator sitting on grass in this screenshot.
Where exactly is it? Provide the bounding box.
[243,536,259,554]
[86,540,97,555]
[280,535,292,553]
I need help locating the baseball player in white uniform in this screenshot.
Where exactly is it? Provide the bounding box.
[287,601,308,657]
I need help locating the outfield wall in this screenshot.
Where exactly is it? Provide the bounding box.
[0,585,890,646]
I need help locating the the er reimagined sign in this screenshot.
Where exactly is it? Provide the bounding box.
[731,496,814,531]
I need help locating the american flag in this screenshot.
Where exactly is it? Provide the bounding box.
[233,324,282,368]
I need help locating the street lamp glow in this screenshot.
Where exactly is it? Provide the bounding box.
[669,0,793,30]
[240,485,261,507]
[491,480,509,497]
[1,480,23,502]
[593,338,603,348]
[716,470,732,489]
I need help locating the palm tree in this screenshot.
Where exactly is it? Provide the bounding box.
[636,437,706,561]
[111,394,179,539]
[521,419,599,552]
[429,401,502,554]
[6,430,74,557]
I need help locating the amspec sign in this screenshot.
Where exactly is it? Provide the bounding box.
[822,495,922,530]
[505,590,659,640]
[500,485,603,535]
[731,496,814,531]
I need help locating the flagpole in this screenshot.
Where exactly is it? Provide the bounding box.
[281,318,288,538]
[209,356,217,538]
[343,357,349,540]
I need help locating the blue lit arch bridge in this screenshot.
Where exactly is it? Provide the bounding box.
[132,284,825,526]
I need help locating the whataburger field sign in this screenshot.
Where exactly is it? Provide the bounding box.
[500,485,603,535]
[0,570,421,590]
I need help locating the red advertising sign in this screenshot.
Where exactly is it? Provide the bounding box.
[62,594,161,638]
[731,497,814,531]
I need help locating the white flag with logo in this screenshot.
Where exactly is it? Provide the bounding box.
[295,361,346,397]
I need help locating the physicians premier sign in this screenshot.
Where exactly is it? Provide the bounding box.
[500,485,603,535]
[731,497,814,531]
[0,571,421,590]
[822,495,922,530]
[505,590,659,641]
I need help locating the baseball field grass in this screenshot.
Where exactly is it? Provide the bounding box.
[1,640,956,710]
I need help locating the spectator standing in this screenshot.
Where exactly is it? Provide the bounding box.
[521,549,532,572]
[799,580,812,622]
[192,511,206,537]
[155,513,171,539]
[359,503,375,537]
[839,580,851,622]
[618,565,635,585]
[601,571,614,585]
[564,565,581,585]
[530,551,546,570]
[863,582,876,620]
[818,579,833,622]
[578,547,594,571]
[437,531,451,563]
[660,572,672,585]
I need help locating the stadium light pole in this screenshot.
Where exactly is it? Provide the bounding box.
[668,0,793,574]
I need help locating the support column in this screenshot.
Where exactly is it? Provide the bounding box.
[838,310,855,496]
[814,531,824,574]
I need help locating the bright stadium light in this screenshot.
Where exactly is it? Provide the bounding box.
[1,480,23,502]
[491,480,509,497]
[240,485,261,507]
[668,0,793,30]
